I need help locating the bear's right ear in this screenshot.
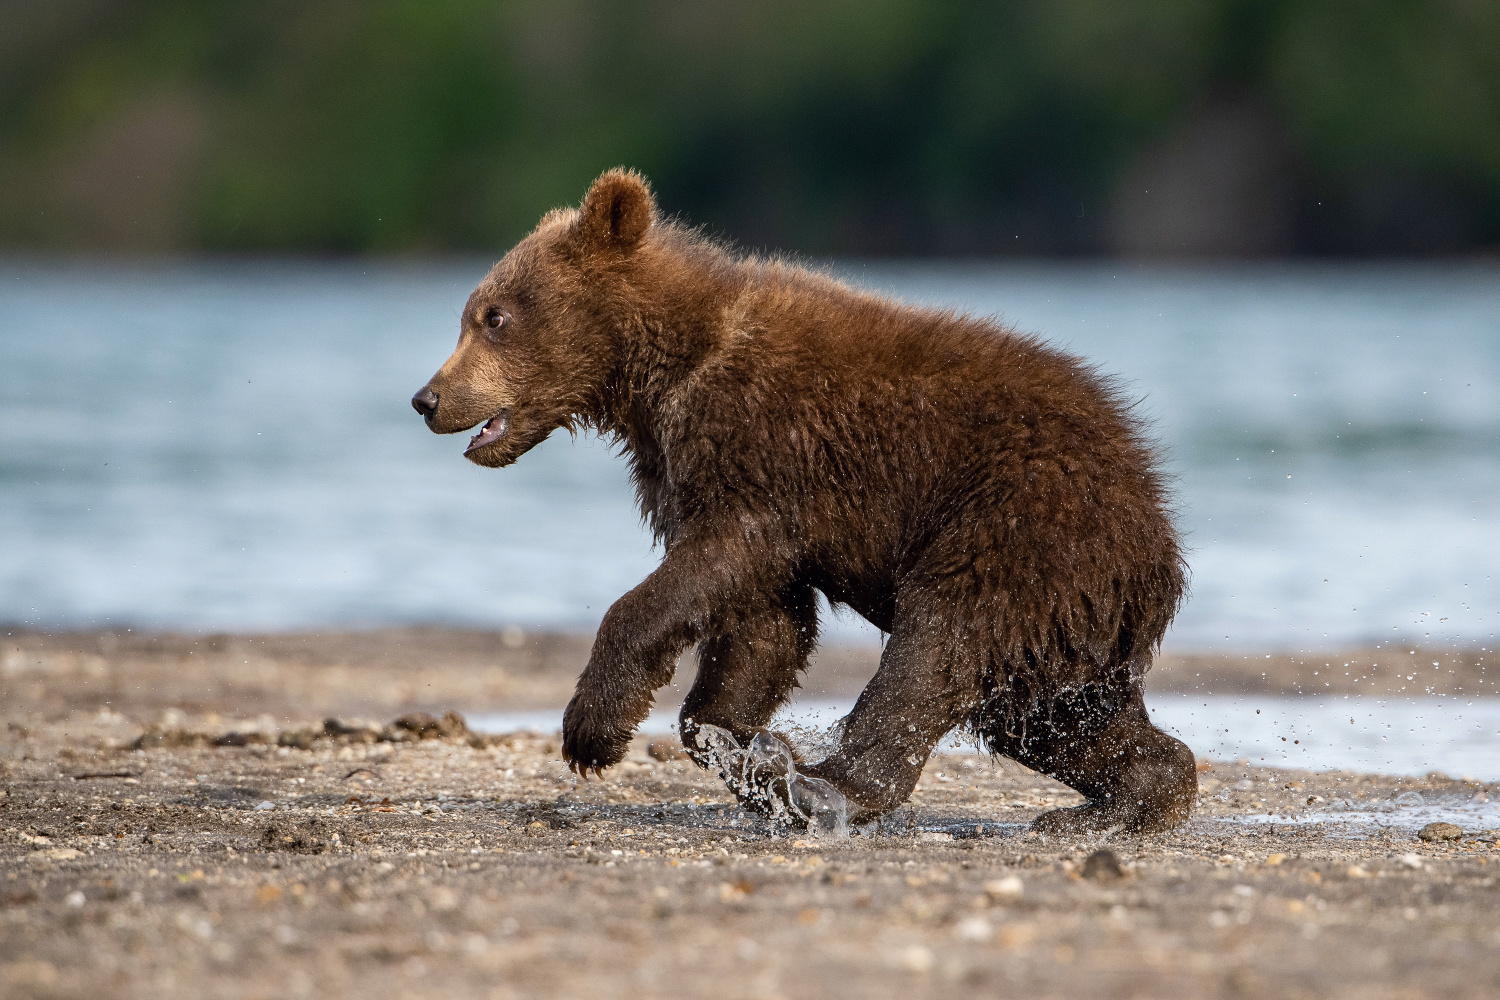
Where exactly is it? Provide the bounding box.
[576,168,656,251]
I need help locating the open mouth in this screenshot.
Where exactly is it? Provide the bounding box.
[464,409,511,454]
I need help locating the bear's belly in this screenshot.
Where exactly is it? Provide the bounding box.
[811,577,895,634]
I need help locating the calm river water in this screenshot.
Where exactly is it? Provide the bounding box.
[3,259,1497,653]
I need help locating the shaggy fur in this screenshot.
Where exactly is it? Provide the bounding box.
[413,169,1196,832]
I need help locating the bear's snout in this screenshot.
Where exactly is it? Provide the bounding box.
[411,386,439,421]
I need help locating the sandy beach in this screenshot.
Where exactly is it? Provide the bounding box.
[4,628,1500,999]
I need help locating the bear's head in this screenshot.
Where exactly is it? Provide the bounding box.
[411,168,658,467]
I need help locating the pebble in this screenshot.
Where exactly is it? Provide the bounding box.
[1399,853,1425,870]
[1081,849,1124,880]
[953,916,993,942]
[983,875,1024,899]
[897,944,935,973]
[1417,822,1463,843]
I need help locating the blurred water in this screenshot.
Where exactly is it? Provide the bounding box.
[472,694,1500,783]
[2,259,1497,651]
[474,692,1500,785]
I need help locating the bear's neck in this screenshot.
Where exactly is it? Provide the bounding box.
[601,242,746,430]
[597,238,749,539]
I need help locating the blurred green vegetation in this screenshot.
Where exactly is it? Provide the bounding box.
[2,0,1498,255]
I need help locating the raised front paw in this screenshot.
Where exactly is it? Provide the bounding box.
[561,697,633,776]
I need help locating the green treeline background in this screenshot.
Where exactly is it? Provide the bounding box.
[3,0,1499,257]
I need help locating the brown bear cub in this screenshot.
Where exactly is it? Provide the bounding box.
[413,168,1195,834]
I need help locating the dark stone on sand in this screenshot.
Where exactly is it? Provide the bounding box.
[1418,822,1464,843]
[260,818,332,854]
[390,710,471,741]
[1081,849,1125,880]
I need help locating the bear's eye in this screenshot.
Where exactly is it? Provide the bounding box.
[483,306,508,331]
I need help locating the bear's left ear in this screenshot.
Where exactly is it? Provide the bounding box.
[577,168,656,251]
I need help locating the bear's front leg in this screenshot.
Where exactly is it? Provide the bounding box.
[561,532,791,775]
[560,599,681,774]
[677,583,818,758]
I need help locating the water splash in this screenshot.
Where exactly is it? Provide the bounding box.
[692,725,851,837]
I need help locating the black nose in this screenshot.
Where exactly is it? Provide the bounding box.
[411,386,439,418]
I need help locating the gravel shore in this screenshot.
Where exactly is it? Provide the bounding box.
[4,628,1499,999]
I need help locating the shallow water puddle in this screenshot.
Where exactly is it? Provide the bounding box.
[471,695,1500,782]
[1154,694,1500,781]
[1208,793,1500,837]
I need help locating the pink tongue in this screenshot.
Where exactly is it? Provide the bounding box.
[465,411,510,453]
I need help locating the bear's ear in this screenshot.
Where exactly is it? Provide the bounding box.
[577,168,656,251]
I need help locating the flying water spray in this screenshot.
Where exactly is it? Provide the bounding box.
[692,725,852,837]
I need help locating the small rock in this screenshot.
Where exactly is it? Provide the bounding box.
[1418,822,1463,843]
[983,875,1024,900]
[255,801,275,811]
[953,916,993,942]
[1346,864,1371,878]
[64,891,85,908]
[323,718,374,738]
[130,726,209,750]
[213,731,264,747]
[1399,853,1425,870]
[45,848,81,861]
[896,944,935,973]
[391,711,470,741]
[276,728,321,750]
[1081,849,1125,880]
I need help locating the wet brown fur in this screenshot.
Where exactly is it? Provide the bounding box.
[416,169,1196,833]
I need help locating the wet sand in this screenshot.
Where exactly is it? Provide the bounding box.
[4,626,1493,717]
[4,628,1500,999]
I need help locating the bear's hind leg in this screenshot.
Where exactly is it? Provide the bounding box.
[795,603,975,825]
[1008,693,1196,835]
